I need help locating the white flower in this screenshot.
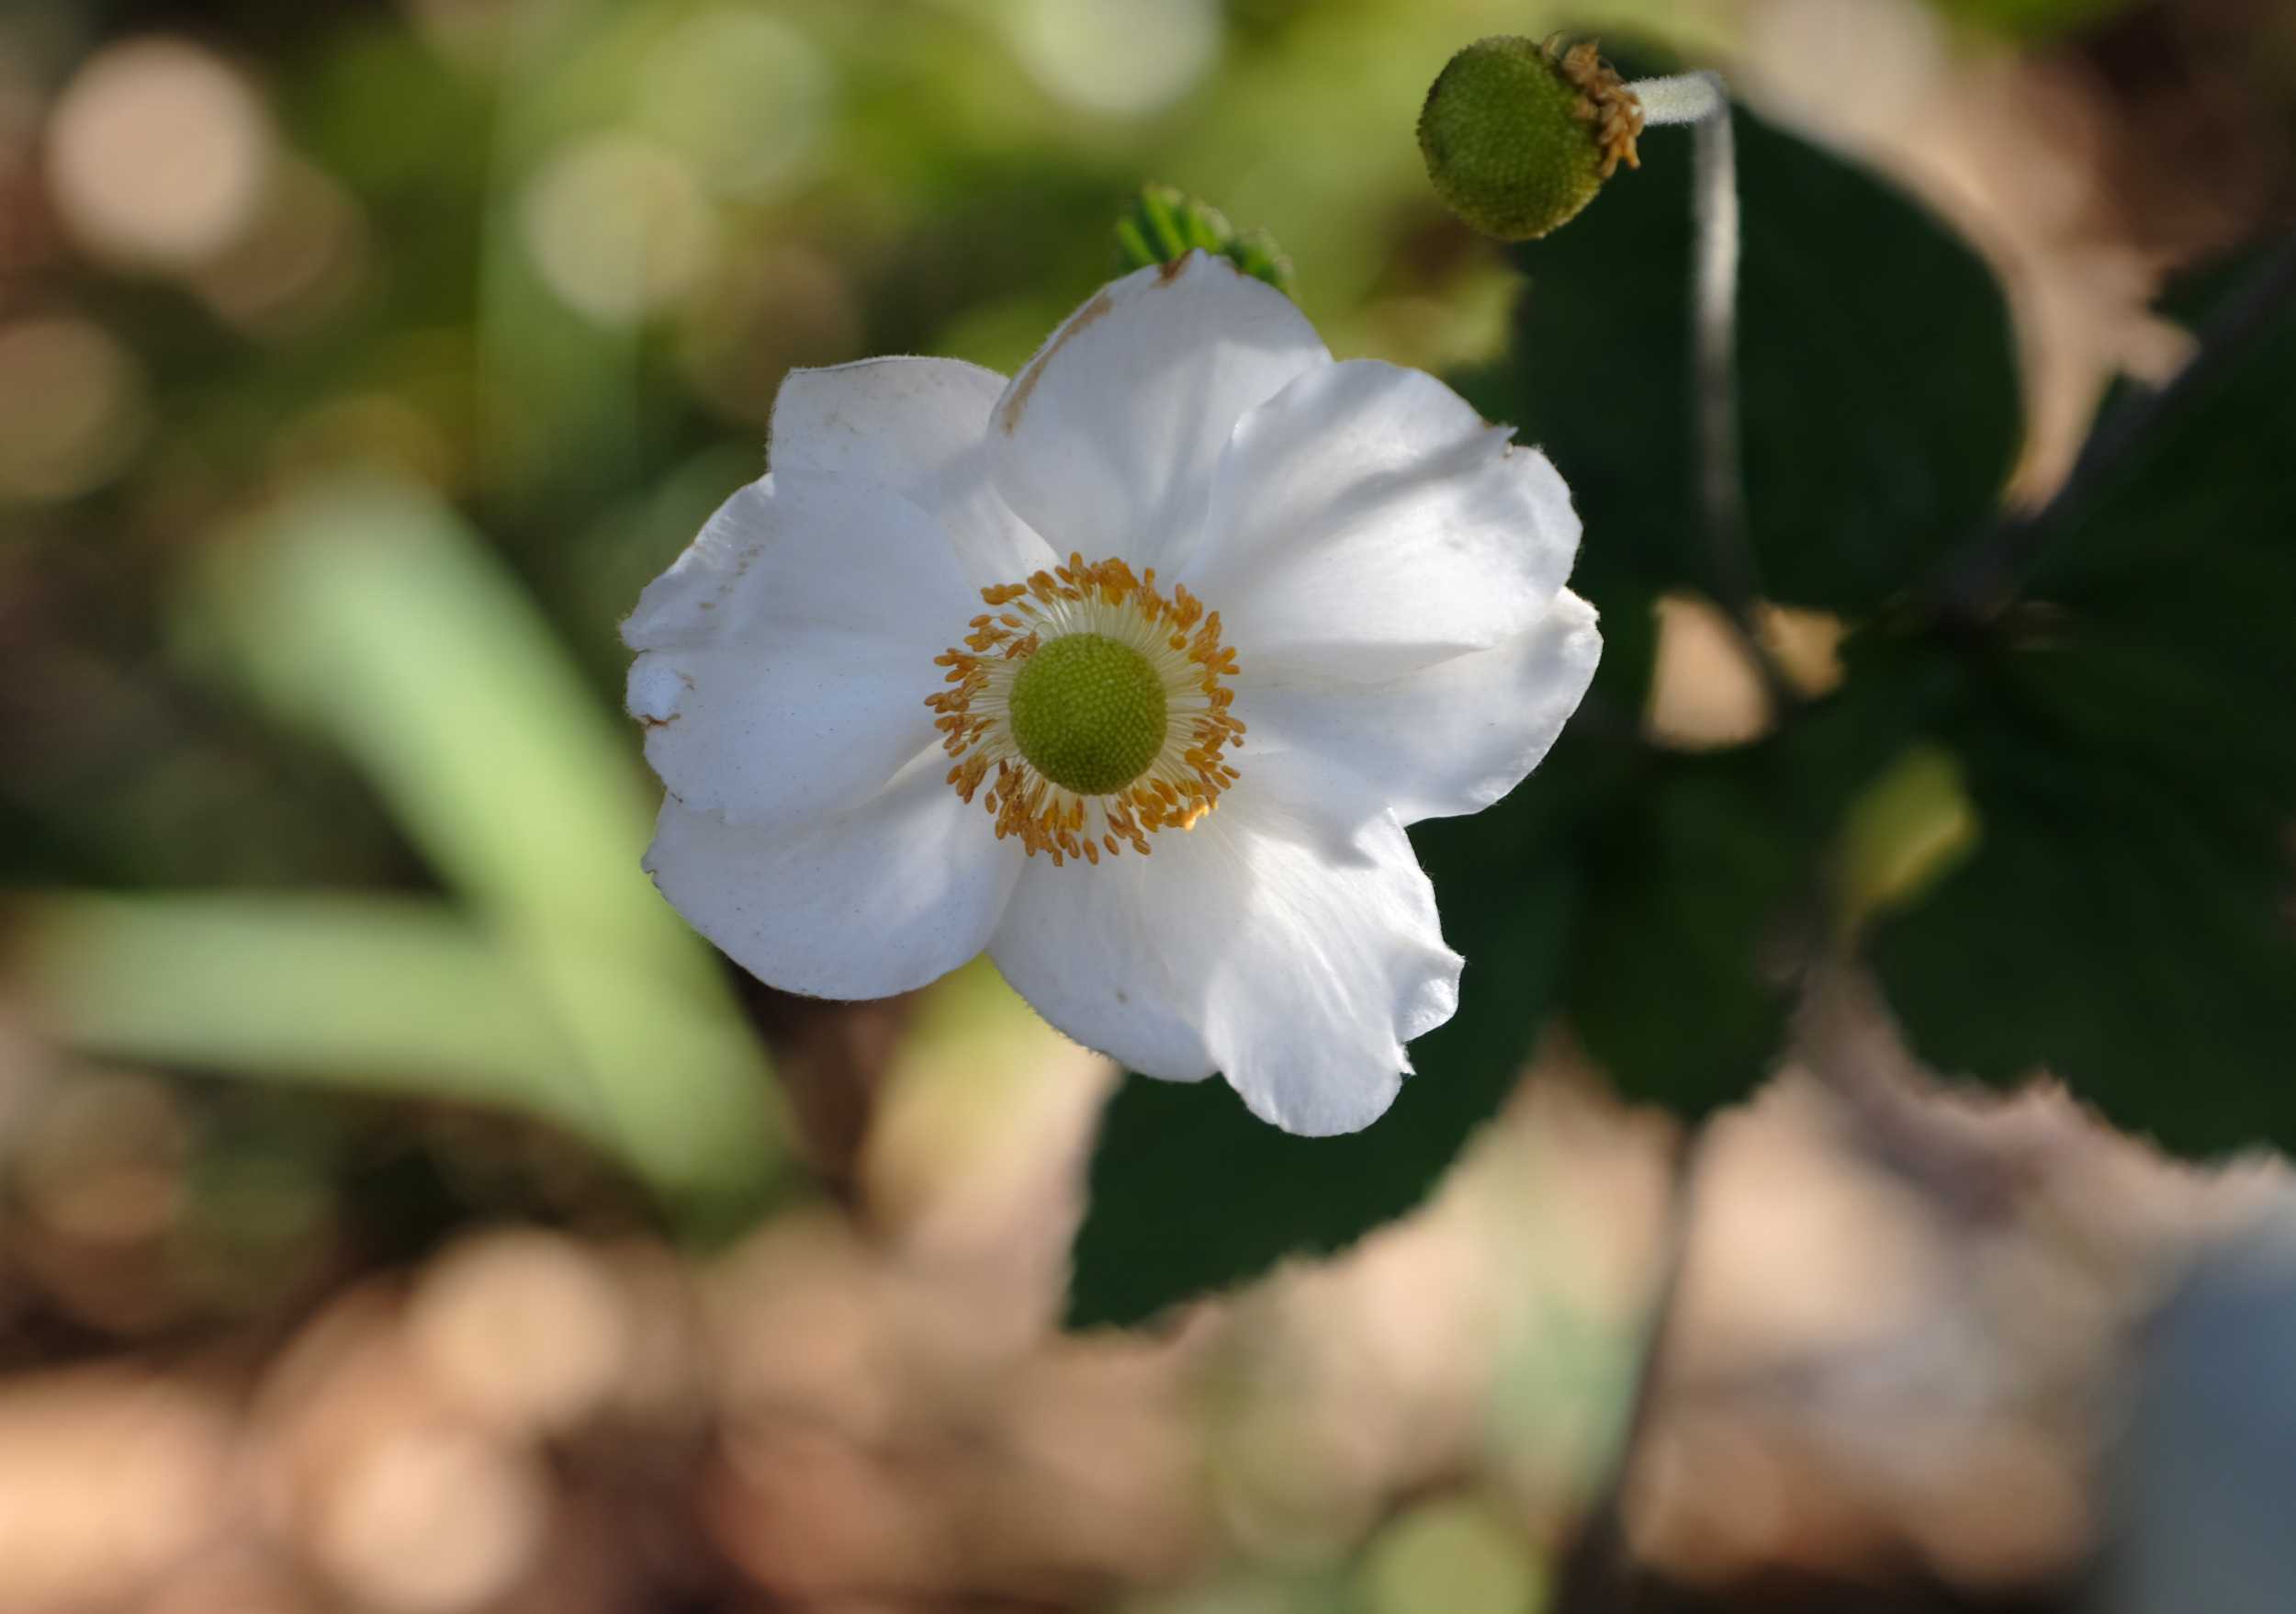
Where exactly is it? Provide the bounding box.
[625,251,1599,1135]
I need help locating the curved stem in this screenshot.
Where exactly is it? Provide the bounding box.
[1631,71,1727,127]
[1689,82,1751,614]
[1627,72,1793,711]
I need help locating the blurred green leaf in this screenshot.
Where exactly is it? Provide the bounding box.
[160,476,784,1215]
[1356,1495,1548,1614]
[1872,724,2296,1154]
[16,893,602,1144]
[1573,631,1969,1113]
[208,481,675,954]
[1872,241,2296,1155]
[1564,754,1805,1118]
[1832,742,1981,929]
[290,26,493,199]
[1927,0,2142,42]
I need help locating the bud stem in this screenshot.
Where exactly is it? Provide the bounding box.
[1626,72,1727,127]
[1628,72,1788,705]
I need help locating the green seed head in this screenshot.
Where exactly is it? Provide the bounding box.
[1418,36,1641,242]
[1007,633,1168,796]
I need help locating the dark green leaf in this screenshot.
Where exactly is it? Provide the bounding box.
[1874,240,2296,1155]
[1872,715,2296,1156]
[1562,754,1804,1119]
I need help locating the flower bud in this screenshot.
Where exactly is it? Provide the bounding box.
[1417,36,1643,242]
[1114,184,1296,296]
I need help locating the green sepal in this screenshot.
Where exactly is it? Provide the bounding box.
[1113,184,1298,297]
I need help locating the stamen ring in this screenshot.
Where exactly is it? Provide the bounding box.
[925,553,1244,867]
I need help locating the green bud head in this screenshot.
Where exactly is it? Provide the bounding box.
[1417,36,1642,242]
[1008,632,1169,796]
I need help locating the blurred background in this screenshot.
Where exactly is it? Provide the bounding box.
[6,0,2296,1610]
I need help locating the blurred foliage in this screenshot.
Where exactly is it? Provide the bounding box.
[22,480,786,1222]
[1928,0,2142,42]
[1123,1494,1549,1614]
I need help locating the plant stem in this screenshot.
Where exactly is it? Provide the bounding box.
[1548,1121,1707,1614]
[1629,72,1795,711]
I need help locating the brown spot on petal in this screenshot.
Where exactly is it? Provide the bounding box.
[997,290,1114,436]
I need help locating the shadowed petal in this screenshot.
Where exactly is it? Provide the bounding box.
[624,472,973,825]
[645,753,1023,999]
[989,801,1457,1136]
[1241,590,1601,830]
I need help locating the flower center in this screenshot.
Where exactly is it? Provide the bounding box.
[927,552,1244,867]
[1007,632,1168,796]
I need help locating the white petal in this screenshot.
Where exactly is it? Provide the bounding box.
[1243,589,1601,829]
[624,472,973,824]
[770,357,1055,587]
[990,252,1331,576]
[988,807,1458,1137]
[629,637,929,829]
[644,752,1023,999]
[985,854,1220,1086]
[623,472,973,650]
[1190,359,1582,682]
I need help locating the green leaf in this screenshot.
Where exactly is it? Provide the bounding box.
[1831,742,1981,930]
[203,482,681,954]
[1872,719,2296,1155]
[1873,240,2296,1156]
[15,892,616,1152]
[1497,623,1954,1121]
[1356,1495,1549,1614]
[161,477,788,1217]
[1562,753,1805,1119]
